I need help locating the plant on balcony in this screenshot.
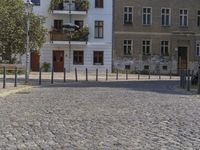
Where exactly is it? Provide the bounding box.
[79,0,89,11]
[71,26,89,41]
[49,0,62,12]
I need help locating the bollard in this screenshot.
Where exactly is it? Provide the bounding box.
[170,70,172,79]
[180,70,183,88]
[138,71,140,80]
[51,67,54,84]
[96,68,98,81]
[3,66,6,88]
[64,68,66,83]
[126,70,128,80]
[39,68,42,85]
[148,70,150,79]
[14,67,17,87]
[86,68,88,81]
[159,71,161,80]
[183,70,187,89]
[116,69,118,80]
[106,69,108,81]
[187,70,190,91]
[198,68,200,94]
[75,68,78,82]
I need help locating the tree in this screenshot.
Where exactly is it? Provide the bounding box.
[0,0,46,63]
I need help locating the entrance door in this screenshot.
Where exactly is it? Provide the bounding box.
[31,51,40,71]
[53,51,64,72]
[178,47,187,70]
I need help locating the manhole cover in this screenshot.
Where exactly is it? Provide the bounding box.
[16,92,30,94]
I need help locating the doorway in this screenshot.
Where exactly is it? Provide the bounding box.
[53,51,64,72]
[31,51,40,72]
[178,47,188,70]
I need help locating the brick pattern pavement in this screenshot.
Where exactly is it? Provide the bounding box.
[0,81,199,149]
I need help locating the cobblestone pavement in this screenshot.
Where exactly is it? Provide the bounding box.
[0,80,200,150]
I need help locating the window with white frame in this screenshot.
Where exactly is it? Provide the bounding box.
[123,40,132,55]
[161,8,171,26]
[143,7,152,25]
[180,9,188,27]
[197,41,200,56]
[124,7,133,24]
[161,41,169,56]
[142,40,151,55]
[197,10,200,27]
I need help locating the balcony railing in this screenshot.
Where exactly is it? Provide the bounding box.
[50,0,89,12]
[49,29,89,42]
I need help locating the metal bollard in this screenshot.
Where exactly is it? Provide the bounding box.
[116,69,118,80]
[51,67,54,84]
[39,68,42,85]
[187,70,190,91]
[138,71,140,80]
[86,68,88,81]
[126,70,128,80]
[198,68,200,94]
[148,70,150,79]
[75,68,78,82]
[170,70,172,79]
[14,67,17,87]
[106,69,108,81]
[3,66,6,88]
[64,68,66,83]
[96,68,98,81]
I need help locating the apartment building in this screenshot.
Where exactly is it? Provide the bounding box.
[28,0,112,72]
[113,0,200,74]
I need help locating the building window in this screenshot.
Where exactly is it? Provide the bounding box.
[74,20,84,28]
[123,40,132,55]
[180,9,188,27]
[196,41,200,56]
[197,10,200,27]
[161,41,169,56]
[142,40,151,55]
[95,21,104,38]
[73,51,84,65]
[163,66,168,70]
[144,65,149,70]
[54,20,63,31]
[161,8,171,26]
[31,0,40,6]
[143,7,152,25]
[124,7,133,24]
[95,0,104,8]
[93,51,104,65]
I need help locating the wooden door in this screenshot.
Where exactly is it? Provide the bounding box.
[31,51,40,71]
[178,47,187,70]
[53,51,64,72]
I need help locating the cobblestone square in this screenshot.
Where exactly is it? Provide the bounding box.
[0,80,200,149]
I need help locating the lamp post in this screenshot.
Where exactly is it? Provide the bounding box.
[24,0,33,83]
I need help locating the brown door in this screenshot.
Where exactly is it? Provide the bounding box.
[53,51,64,72]
[31,51,40,71]
[178,47,187,70]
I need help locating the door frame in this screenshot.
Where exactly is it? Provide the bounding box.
[177,46,188,71]
[52,50,65,72]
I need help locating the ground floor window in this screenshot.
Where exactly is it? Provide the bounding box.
[196,41,200,56]
[73,51,84,65]
[93,51,104,65]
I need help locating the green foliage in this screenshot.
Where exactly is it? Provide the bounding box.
[48,0,63,12]
[0,0,46,63]
[41,62,50,72]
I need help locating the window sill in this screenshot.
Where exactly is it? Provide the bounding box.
[94,63,104,65]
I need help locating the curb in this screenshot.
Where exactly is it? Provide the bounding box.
[0,86,33,98]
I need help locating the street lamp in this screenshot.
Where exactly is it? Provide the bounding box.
[24,0,33,83]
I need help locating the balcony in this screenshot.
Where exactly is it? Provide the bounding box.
[49,27,89,45]
[49,0,89,15]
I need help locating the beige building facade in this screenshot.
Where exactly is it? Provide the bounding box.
[113,0,200,74]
